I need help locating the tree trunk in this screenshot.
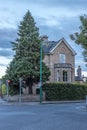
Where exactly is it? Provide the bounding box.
[27,77,33,94]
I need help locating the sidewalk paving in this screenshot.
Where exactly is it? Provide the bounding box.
[1,94,86,105]
[0,97,9,105]
[0,97,86,105]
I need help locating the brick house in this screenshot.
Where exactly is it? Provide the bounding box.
[42,36,77,83]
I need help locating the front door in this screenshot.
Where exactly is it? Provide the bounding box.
[63,70,67,82]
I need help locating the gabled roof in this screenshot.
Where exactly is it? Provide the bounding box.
[43,38,77,55]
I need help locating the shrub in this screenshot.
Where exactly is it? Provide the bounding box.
[9,85,19,96]
[2,84,6,95]
[1,84,19,96]
[0,85,2,92]
[43,83,87,101]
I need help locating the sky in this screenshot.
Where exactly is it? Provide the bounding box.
[0,0,87,78]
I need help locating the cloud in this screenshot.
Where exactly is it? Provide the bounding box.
[0,48,14,57]
[33,0,87,11]
[39,24,63,41]
[0,28,17,49]
[32,3,87,20]
[82,71,87,77]
[0,63,6,66]
[0,56,12,78]
[0,56,12,65]
[0,0,87,31]
[38,17,60,27]
[0,66,7,78]
[0,19,17,29]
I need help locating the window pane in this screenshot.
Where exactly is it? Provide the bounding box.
[63,71,67,81]
[59,54,65,63]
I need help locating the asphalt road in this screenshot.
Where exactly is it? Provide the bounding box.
[0,100,87,130]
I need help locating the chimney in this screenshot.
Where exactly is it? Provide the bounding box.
[41,35,48,42]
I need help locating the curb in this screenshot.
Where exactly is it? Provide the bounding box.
[0,97,85,105]
[42,100,85,104]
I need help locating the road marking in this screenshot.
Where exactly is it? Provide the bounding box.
[0,111,36,116]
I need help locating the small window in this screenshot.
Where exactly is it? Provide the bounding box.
[59,53,65,63]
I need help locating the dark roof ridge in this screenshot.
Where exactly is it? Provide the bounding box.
[43,37,76,55]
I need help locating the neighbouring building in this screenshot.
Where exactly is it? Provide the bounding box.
[42,35,77,83]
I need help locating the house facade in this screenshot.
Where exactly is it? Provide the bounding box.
[42,36,76,83]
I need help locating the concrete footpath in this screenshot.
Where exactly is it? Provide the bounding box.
[0,97,9,105]
[0,97,86,105]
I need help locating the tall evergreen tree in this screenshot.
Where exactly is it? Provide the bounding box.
[70,14,87,64]
[5,10,50,94]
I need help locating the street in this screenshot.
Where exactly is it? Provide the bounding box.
[0,100,87,130]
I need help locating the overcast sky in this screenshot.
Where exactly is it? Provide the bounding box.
[0,0,87,77]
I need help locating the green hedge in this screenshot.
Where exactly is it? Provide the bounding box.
[1,84,6,95]
[43,83,87,101]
